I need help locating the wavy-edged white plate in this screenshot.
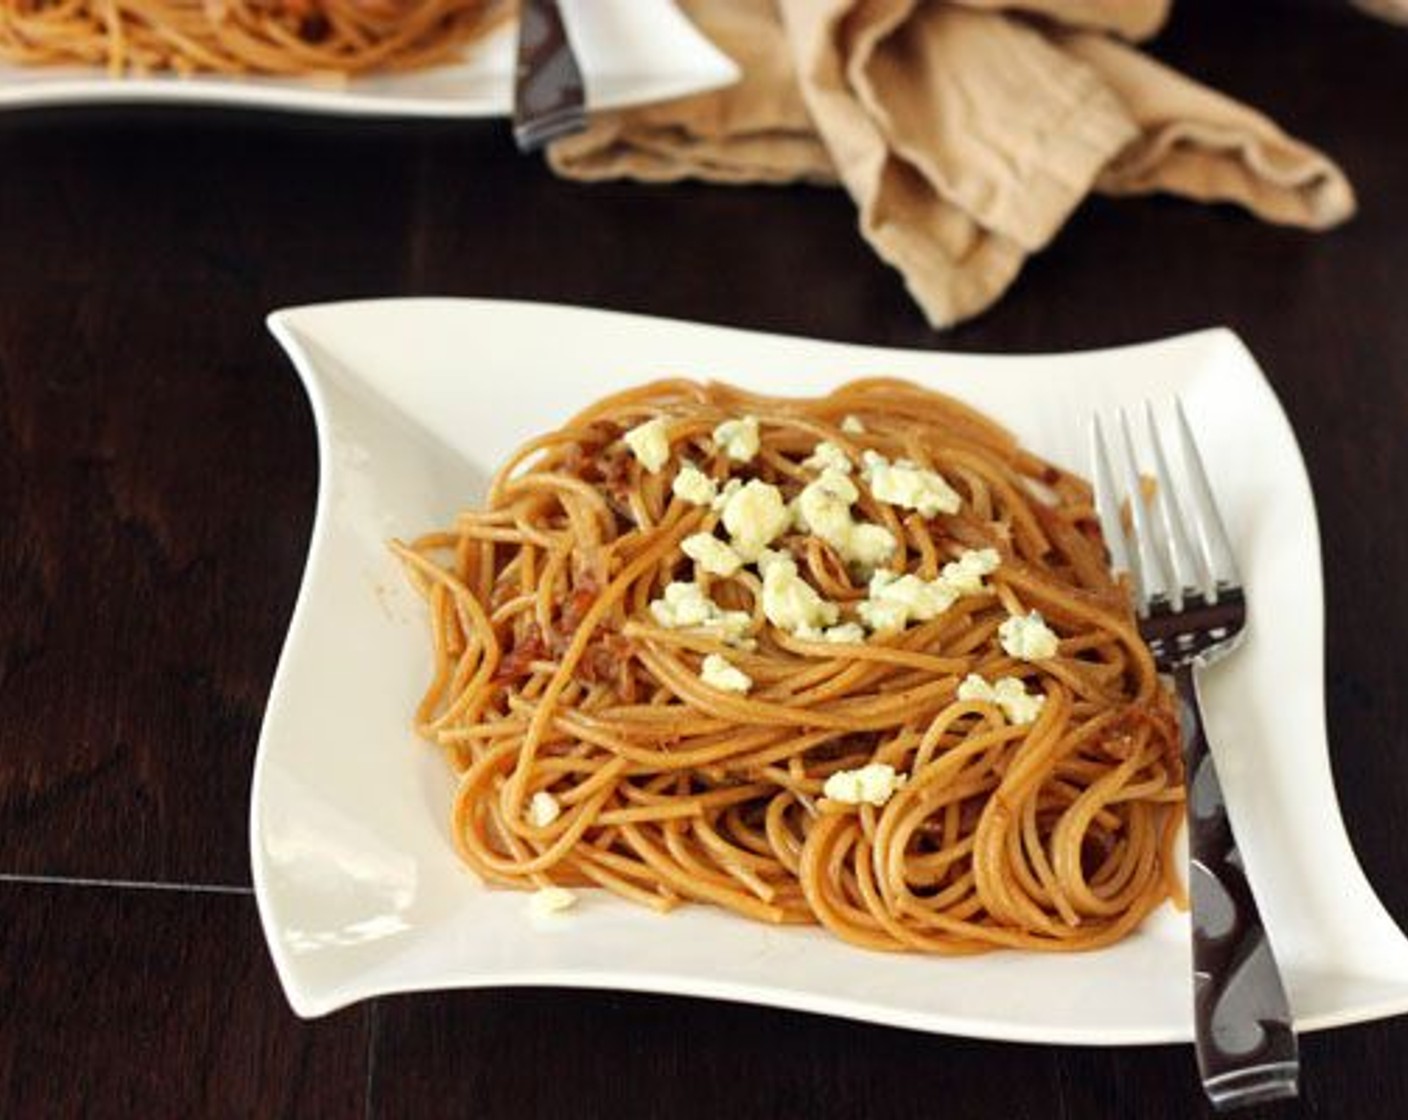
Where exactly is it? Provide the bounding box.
[253,297,1408,1039]
[0,1,738,118]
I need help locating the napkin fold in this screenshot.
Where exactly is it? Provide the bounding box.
[548,0,1354,328]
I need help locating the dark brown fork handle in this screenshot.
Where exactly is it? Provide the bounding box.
[513,0,587,153]
[1176,664,1299,1110]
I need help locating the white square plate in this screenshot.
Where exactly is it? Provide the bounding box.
[253,297,1408,1040]
[0,1,738,118]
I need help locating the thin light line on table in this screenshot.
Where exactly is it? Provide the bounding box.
[0,872,252,895]
[1051,1048,1073,1120]
[364,1000,380,1120]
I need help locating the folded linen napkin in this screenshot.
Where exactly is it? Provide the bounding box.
[548,0,1354,328]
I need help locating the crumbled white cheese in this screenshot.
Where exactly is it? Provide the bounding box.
[755,547,791,577]
[956,673,1045,724]
[802,440,853,475]
[527,790,562,828]
[700,653,753,694]
[820,621,867,644]
[840,414,866,435]
[624,417,671,474]
[682,532,743,577]
[854,549,1001,633]
[843,524,901,571]
[712,416,761,462]
[857,569,958,633]
[672,463,718,507]
[794,620,862,642]
[794,466,857,536]
[721,479,790,562]
[855,598,909,633]
[998,611,1060,661]
[792,467,897,571]
[649,581,753,645]
[710,477,743,513]
[761,554,839,634]
[649,581,717,628]
[528,886,577,918]
[823,762,906,807]
[941,548,1001,596]
[862,450,961,518]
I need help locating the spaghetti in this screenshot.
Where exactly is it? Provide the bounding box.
[0,0,508,78]
[396,379,1184,954]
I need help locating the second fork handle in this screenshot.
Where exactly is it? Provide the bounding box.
[513,0,587,152]
[1175,664,1299,1110]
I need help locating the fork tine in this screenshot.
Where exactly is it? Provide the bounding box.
[1117,408,1171,615]
[1175,399,1241,593]
[1089,416,1134,583]
[1144,403,1209,608]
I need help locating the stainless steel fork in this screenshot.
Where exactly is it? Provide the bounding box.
[1091,402,1299,1111]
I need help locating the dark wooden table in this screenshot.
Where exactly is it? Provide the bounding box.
[3,1,1407,1116]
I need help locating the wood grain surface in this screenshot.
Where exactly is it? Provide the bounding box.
[0,883,366,1117]
[1,0,1406,1115]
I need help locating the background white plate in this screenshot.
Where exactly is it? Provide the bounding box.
[0,1,738,118]
[253,297,1408,1040]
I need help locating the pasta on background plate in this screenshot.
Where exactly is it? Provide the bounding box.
[0,0,509,78]
[395,377,1185,954]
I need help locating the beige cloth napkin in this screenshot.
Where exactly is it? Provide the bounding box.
[548,0,1354,328]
